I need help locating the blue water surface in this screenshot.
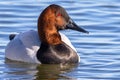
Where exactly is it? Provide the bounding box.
[0,0,120,80]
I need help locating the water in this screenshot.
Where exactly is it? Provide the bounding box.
[0,0,120,80]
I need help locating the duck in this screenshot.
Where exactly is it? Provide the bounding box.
[5,4,89,64]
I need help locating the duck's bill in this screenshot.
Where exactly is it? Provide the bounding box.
[66,19,89,34]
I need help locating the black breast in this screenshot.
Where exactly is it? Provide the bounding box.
[37,42,79,64]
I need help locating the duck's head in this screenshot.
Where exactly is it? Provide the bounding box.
[38,4,89,45]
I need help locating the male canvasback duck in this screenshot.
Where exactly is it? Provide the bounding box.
[5,4,89,64]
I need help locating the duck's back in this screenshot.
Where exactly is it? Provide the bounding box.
[5,30,77,63]
[5,30,40,63]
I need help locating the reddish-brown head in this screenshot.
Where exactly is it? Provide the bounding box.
[38,4,69,45]
[38,4,89,45]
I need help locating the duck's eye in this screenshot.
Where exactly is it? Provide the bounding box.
[56,13,62,17]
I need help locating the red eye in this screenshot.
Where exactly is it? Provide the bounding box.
[57,13,61,17]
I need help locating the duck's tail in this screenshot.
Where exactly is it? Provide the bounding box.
[9,34,16,40]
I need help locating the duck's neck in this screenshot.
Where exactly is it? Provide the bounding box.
[41,30,62,45]
[38,22,62,45]
[38,9,62,45]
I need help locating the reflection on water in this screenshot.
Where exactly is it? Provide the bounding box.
[5,59,78,80]
[4,59,37,80]
[36,64,78,80]
[0,0,120,79]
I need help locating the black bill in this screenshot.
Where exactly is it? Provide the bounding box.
[66,19,89,34]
